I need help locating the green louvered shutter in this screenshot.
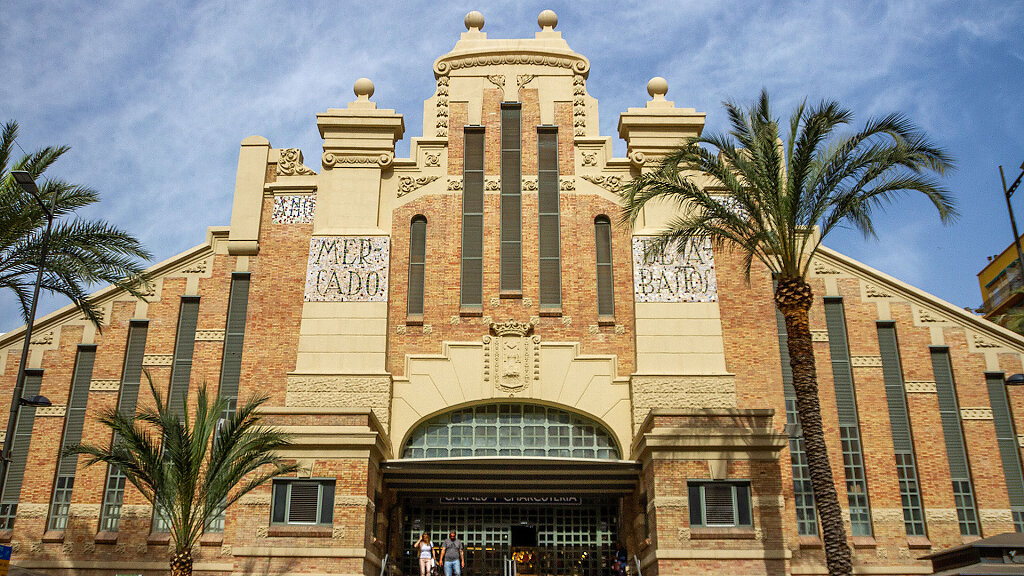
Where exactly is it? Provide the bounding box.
[461,127,484,309]
[500,103,522,294]
[0,369,44,528]
[595,217,614,318]
[168,297,200,419]
[408,218,427,316]
[986,372,1024,531]
[48,345,96,530]
[219,274,250,408]
[931,346,980,535]
[538,127,561,310]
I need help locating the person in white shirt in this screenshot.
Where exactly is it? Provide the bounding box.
[414,532,438,576]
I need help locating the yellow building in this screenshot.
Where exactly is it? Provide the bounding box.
[978,235,1024,318]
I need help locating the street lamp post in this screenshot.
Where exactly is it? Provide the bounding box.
[0,171,55,519]
[999,162,1024,298]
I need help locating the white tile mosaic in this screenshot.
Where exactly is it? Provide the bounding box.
[304,236,389,302]
[632,236,718,303]
[272,195,316,224]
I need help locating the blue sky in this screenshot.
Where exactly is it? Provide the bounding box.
[1,1,1023,332]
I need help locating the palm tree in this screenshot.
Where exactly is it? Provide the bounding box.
[1,119,151,329]
[619,90,955,575]
[66,373,299,576]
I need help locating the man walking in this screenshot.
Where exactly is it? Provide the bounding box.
[441,530,465,576]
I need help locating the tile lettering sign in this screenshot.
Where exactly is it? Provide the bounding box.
[305,236,389,301]
[632,236,718,302]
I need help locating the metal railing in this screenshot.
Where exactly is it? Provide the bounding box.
[984,274,1024,313]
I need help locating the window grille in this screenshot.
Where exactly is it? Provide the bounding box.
[500,103,522,294]
[687,482,752,527]
[270,479,335,525]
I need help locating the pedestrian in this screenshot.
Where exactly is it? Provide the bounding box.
[413,532,438,576]
[441,530,465,576]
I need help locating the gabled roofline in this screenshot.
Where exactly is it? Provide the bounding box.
[0,227,229,350]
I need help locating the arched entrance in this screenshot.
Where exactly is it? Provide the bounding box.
[384,403,638,576]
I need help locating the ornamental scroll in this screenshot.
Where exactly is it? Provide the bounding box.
[305,236,389,302]
[632,237,718,303]
[483,320,540,394]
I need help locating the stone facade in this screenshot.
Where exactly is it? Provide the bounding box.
[1,10,1024,576]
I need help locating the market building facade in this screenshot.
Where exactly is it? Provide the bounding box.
[3,10,1024,576]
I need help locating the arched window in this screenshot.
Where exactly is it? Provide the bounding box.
[594,216,614,319]
[408,216,427,318]
[402,403,620,459]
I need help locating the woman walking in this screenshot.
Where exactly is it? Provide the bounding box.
[414,532,438,576]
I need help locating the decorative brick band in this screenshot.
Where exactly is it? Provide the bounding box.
[68,504,101,518]
[810,330,829,342]
[240,494,271,506]
[961,408,994,420]
[195,329,225,341]
[142,354,173,366]
[904,381,937,394]
[925,508,958,523]
[850,356,882,368]
[90,379,121,392]
[35,405,66,417]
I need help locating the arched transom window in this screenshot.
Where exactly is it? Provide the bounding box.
[402,404,620,459]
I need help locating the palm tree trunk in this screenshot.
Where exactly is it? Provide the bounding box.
[776,278,852,575]
[170,550,193,576]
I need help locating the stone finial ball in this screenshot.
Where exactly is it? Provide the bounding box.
[538,10,558,29]
[354,78,375,99]
[465,11,485,30]
[647,77,669,98]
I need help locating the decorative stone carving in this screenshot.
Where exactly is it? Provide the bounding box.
[916,307,947,323]
[905,381,937,393]
[285,375,391,428]
[581,151,597,166]
[489,297,501,307]
[516,74,536,89]
[30,542,44,553]
[864,283,893,298]
[221,544,233,556]
[256,526,269,538]
[633,237,717,303]
[305,236,389,302]
[972,335,1000,349]
[522,297,532,307]
[981,509,1013,522]
[449,315,461,325]
[35,405,66,417]
[143,354,173,367]
[614,325,625,335]
[434,53,589,77]
[485,178,500,191]
[960,408,994,420]
[850,356,883,368]
[180,259,209,274]
[114,543,128,554]
[812,260,841,275]
[447,178,463,191]
[481,315,492,325]
[529,316,541,325]
[30,331,54,345]
[677,527,690,542]
[322,152,393,169]
[875,547,888,559]
[580,174,624,192]
[90,379,121,392]
[1018,434,1024,448]
[522,177,538,191]
[82,542,96,554]
[871,508,905,522]
[631,374,737,429]
[572,74,587,136]
[483,320,540,393]
[277,148,316,176]
[628,151,646,167]
[396,325,407,335]
[435,77,449,137]
[560,178,575,191]
[240,494,272,506]
[136,544,148,555]
[561,316,572,326]
[588,324,599,334]
[810,330,829,342]
[18,503,48,518]
[195,329,225,341]
[423,324,433,334]
[424,152,441,167]
[335,496,372,507]
[486,75,506,90]
[398,175,440,197]
[332,527,347,540]
[10,542,20,553]
[122,504,153,517]
[273,195,316,224]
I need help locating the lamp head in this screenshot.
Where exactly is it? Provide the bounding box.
[19,395,51,407]
[11,171,39,195]
[1007,374,1024,386]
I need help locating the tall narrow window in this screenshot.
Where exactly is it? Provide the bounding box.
[500,103,522,295]
[594,216,614,319]
[537,127,561,311]
[986,372,1024,532]
[776,304,817,536]
[931,347,980,536]
[0,369,43,529]
[408,216,427,319]
[208,274,250,533]
[100,321,148,532]
[48,345,96,531]
[460,127,484,311]
[154,297,200,532]
[877,322,926,537]
[824,298,872,537]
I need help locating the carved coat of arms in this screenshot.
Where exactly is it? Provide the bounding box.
[483,319,540,394]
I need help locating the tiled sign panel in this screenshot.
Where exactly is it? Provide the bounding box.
[304,236,389,302]
[272,195,316,224]
[632,236,718,302]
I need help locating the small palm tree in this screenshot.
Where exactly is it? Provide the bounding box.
[1,119,151,329]
[620,90,955,575]
[66,373,299,576]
